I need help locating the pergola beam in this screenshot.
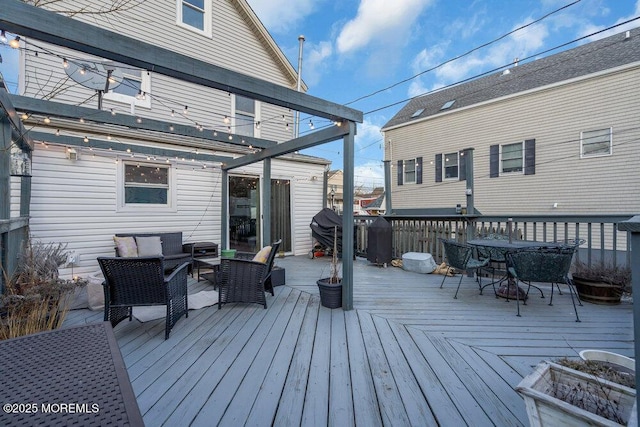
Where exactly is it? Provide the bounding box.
[27,131,232,163]
[0,0,363,124]
[223,124,352,170]
[9,95,276,150]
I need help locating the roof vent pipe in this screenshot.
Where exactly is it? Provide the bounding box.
[625,30,631,40]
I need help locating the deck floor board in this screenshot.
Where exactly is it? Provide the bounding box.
[62,255,634,426]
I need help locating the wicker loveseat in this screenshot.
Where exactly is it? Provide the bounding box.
[114,232,192,272]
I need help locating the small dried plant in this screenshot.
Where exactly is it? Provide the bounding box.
[1,240,83,340]
[551,358,634,424]
[329,226,341,284]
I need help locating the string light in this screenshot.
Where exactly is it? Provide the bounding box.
[223,116,230,125]
[169,125,174,131]
[309,120,314,130]
[20,112,28,120]
[83,136,89,143]
[62,57,69,68]
[55,129,60,136]
[183,106,188,115]
[110,108,116,116]
[0,30,7,44]
[136,117,142,124]
[43,117,51,124]
[9,36,20,49]
[171,110,175,117]
[79,118,85,123]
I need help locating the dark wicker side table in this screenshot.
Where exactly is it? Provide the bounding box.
[0,322,144,427]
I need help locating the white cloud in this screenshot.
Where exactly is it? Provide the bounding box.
[336,0,434,54]
[301,41,333,86]
[355,161,384,190]
[582,0,640,41]
[246,0,318,34]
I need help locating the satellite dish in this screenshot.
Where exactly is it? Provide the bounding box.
[65,60,123,91]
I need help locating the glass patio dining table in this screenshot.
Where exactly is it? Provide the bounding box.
[467,239,566,300]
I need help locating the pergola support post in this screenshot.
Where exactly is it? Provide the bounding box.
[221,169,229,250]
[341,121,356,310]
[263,159,271,246]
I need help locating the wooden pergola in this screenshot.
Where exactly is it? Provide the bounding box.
[0,0,363,309]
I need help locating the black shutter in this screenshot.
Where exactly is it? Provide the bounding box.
[397,160,403,186]
[459,150,466,181]
[490,145,499,178]
[416,157,423,184]
[435,154,442,182]
[524,139,536,175]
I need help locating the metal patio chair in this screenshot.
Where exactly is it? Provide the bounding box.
[439,238,490,299]
[98,256,189,339]
[506,247,581,321]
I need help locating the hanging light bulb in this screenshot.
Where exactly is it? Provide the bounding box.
[255,121,261,129]
[223,116,230,125]
[62,57,69,68]
[213,130,218,137]
[0,30,7,44]
[110,108,116,116]
[183,105,188,115]
[79,118,85,123]
[43,117,51,124]
[20,112,28,120]
[79,67,86,75]
[55,129,60,136]
[136,117,142,124]
[169,125,174,131]
[9,36,20,49]
[171,109,175,117]
[83,136,89,143]
[309,120,314,130]
[107,134,112,140]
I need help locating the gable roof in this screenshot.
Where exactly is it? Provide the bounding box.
[236,0,307,91]
[383,27,640,130]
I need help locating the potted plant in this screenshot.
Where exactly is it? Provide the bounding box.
[316,226,342,309]
[572,260,632,305]
[517,359,636,426]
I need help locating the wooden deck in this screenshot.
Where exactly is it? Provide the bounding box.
[63,256,634,426]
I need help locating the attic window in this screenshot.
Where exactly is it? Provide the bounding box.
[441,100,455,110]
[411,108,424,118]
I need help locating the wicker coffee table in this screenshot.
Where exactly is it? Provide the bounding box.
[0,322,144,427]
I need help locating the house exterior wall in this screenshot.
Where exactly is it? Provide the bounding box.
[384,63,640,216]
[16,0,327,277]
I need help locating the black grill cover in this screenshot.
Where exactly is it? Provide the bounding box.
[367,216,392,264]
[310,208,344,252]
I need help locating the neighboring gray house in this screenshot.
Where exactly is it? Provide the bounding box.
[6,0,335,278]
[382,27,640,219]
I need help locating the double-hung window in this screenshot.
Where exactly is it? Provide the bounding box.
[404,159,416,184]
[104,64,151,108]
[178,0,212,36]
[581,127,612,158]
[234,95,258,137]
[123,162,170,205]
[443,152,459,179]
[501,142,524,174]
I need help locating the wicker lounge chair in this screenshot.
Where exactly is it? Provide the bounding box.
[98,256,189,339]
[218,239,281,308]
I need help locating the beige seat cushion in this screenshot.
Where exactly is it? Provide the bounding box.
[114,236,138,257]
[252,245,272,264]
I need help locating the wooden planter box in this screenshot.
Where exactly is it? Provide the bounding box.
[516,362,636,427]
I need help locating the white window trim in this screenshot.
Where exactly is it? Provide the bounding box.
[176,0,213,37]
[580,127,613,159]
[116,159,177,212]
[404,158,416,185]
[103,70,152,109]
[231,95,261,138]
[499,142,525,176]
[443,152,459,180]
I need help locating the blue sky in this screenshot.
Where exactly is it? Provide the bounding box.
[247,0,640,189]
[2,0,639,190]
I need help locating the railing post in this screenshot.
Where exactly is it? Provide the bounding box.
[617,215,640,426]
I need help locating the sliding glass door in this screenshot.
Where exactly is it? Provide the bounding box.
[229,176,259,253]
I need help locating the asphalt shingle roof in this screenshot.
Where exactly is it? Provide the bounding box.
[383,27,640,130]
